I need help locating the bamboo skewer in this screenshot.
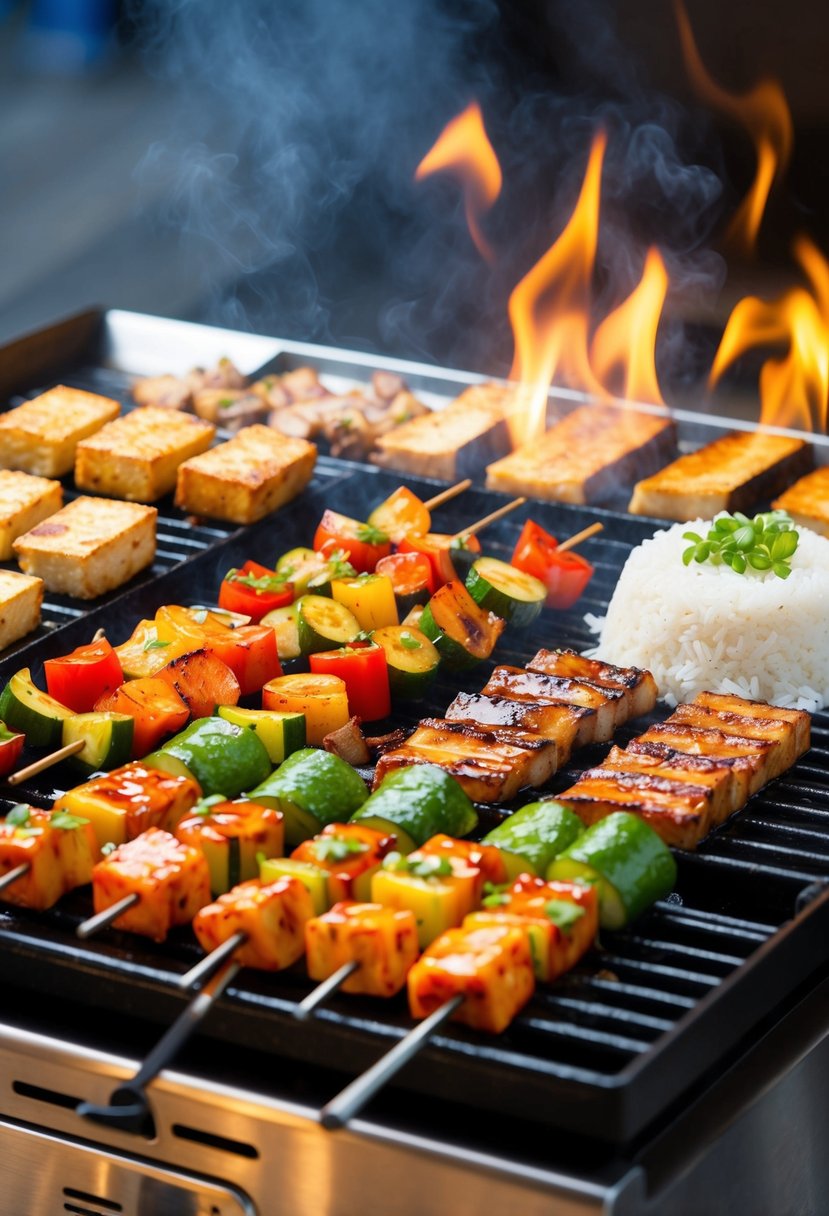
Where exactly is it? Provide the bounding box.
[6,739,85,786]
[294,961,359,1022]
[557,521,603,553]
[320,995,464,1130]
[76,893,139,940]
[453,496,526,541]
[422,479,472,512]
[178,930,247,992]
[91,627,107,642]
[0,863,29,894]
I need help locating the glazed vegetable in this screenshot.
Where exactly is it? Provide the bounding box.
[259,855,329,914]
[465,557,546,628]
[330,573,399,631]
[0,668,72,748]
[216,705,306,763]
[144,716,271,798]
[53,761,202,851]
[372,625,440,701]
[193,876,315,971]
[114,620,189,680]
[175,797,285,895]
[0,722,24,778]
[418,580,505,669]
[305,901,420,997]
[218,560,294,621]
[94,677,189,759]
[248,748,369,847]
[44,638,124,713]
[511,519,594,610]
[309,640,391,722]
[155,649,242,718]
[482,801,585,878]
[155,605,281,693]
[351,763,478,851]
[275,546,356,597]
[262,673,350,745]
[291,822,396,904]
[313,509,391,573]
[61,711,134,774]
[372,848,483,948]
[367,486,430,544]
[0,805,99,910]
[682,509,799,579]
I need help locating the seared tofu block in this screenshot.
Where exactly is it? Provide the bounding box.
[668,692,809,780]
[193,876,314,970]
[559,765,717,850]
[600,743,740,826]
[0,470,62,560]
[0,386,120,477]
[445,691,582,766]
[629,431,813,520]
[374,717,558,803]
[527,649,658,722]
[175,424,317,524]
[92,828,211,942]
[54,761,202,851]
[0,569,43,651]
[634,722,775,799]
[14,496,157,600]
[773,466,829,537]
[486,404,677,504]
[373,384,513,481]
[483,665,621,745]
[75,406,215,501]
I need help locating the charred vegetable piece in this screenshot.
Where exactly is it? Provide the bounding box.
[216,705,306,763]
[175,797,285,895]
[155,604,280,694]
[144,716,271,798]
[375,551,435,618]
[305,901,420,997]
[291,822,396,904]
[418,580,505,669]
[91,828,211,942]
[330,573,399,632]
[313,509,391,573]
[114,619,190,680]
[351,763,477,851]
[465,557,546,628]
[309,640,391,722]
[0,805,99,910]
[154,649,242,719]
[0,667,72,748]
[193,876,314,970]
[367,486,431,544]
[218,560,294,622]
[372,625,440,702]
[408,923,535,1034]
[94,677,189,759]
[296,594,361,654]
[53,762,202,851]
[44,638,124,713]
[263,673,350,746]
[248,748,369,848]
[371,849,483,948]
[482,801,584,878]
[398,531,481,588]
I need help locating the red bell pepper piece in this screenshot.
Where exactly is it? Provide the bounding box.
[207,625,282,696]
[309,640,391,722]
[0,722,24,777]
[511,520,594,610]
[44,638,124,713]
[218,560,294,622]
[397,532,481,587]
[375,552,435,598]
[313,509,391,573]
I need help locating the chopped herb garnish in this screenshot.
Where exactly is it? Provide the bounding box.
[339,416,354,431]
[482,891,511,908]
[218,397,235,409]
[225,567,291,595]
[313,836,369,862]
[143,638,171,652]
[192,609,209,624]
[50,811,91,831]
[450,533,473,552]
[398,631,421,651]
[383,851,453,879]
[192,794,227,818]
[543,899,586,932]
[6,805,31,828]
[356,522,388,545]
[101,841,118,856]
[354,630,375,643]
[682,510,799,579]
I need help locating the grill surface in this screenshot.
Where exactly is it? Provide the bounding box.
[0,311,826,1145]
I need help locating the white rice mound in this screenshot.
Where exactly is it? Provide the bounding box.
[592,519,829,711]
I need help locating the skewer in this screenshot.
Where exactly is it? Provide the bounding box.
[454,496,526,540]
[178,930,247,991]
[6,739,85,786]
[91,627,107,642]
[320,995,463,1130]
[557,521,604,553]
[0,863,29,894]
[76,893,139,940]
[422,479,472,512]
[294,961,359,1021]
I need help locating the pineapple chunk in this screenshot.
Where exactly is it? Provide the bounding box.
[175,798,285,895]
[371,851,483,948]
[0,470,62,560]
[0,386,120,477]
[291,823,396,904]
[91,827,211,942]
[408,924,535,1033]
[193,876,314,970]
[54,762,202,851]
[0,805,99,910]
[305,900,419,997]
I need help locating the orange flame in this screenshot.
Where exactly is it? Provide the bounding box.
[415,102,502,262]
[675,0,793,258]
[590,247,668,406]
[710,239,829,432]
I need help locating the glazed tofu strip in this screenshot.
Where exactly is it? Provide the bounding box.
[558,766,718,850]
[633,723,777,800]
[527,649,658,722]
[668,692,809,781]
[483,666,627,745]
[444,691,585,766]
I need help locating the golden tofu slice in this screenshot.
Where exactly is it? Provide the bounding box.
[373,384,513,481]
[0,469,62,560]
[75,406,215,501]
[559,767,716,850]
[668,692,809,779]
[14,496,157,599]
[0,568,43,651]
[486,404,677,504]
[629,431,813,520]
[482,665,622,745]
[175,424,317,524]
[634,722,776,799]
[444,691,582,766]
[0,386,120,477]
[527,648,658,722]
[601,742,741,826]
[773,465,829,537]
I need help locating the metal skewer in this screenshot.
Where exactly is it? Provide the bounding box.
[6,739,85,785]
[0,863,29,894]
[320,994,463,1130]
[453,496,526,540]
[557,521,604,553]
[294,961,359,1021]
[76,893,140,939]
[178,930,247,991]
[422,479,472,512]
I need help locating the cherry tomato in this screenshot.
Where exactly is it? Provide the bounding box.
[313,509,391,573]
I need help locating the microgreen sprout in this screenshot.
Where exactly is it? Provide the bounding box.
[682,510,799,579]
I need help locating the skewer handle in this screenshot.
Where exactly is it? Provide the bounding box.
[76,892,139,940]
[179,930,247,992]
[320,994,463,1130]
[294,961,359,1021]
[557,521,604,553]
[455,497,526,540]
[0,862,29,894]
[422,479,472,512]
[7,739,85,785]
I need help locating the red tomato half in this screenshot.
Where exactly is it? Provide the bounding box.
[375,552,435,598]
[309,641,391,722]
[511,520,594,610]
[313,509,391,573]
[218,560,294,622]
[44,638,124,712]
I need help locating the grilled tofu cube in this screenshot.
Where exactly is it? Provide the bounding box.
[371,851,483,948]
[773,465,829,537]
[75,406,215,501]
[91,827,211,941]
[0,806,99,910]
[13,496,157,599]
[668,692,809,781]
[408,924,535,1034]
[635,722,775,799]
[417,833,509,885]
[482,666,617,746]
[373,384,513,481]
[175,799,285,896]
[54,762,202,851]
[0,470,62,560]
[292,823,396,905]
[305,900,420,997]
[175,424,317,524]
[486,404,677,504]
[193,876,314,970]
[616,742,744,825]
[374,718,558,803]
[465,875,598,982]
[0,386,120,477]
[527,649,658,723]
[445,692,582,767]
[0,569,43,651]
[629,431,813,521]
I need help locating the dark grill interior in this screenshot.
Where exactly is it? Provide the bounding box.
[0,313,827,1145]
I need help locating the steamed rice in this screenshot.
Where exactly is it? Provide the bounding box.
[591,520,829,711]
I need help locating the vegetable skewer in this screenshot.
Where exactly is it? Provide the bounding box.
[451,496,526,541]
[421,479,472,511]
[0,862,29,894]
[294,960,359,1020]
[7,739,85,785]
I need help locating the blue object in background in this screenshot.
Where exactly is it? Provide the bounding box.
[24,0,118,72]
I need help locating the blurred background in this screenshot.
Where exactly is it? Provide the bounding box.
[2,0,828,390]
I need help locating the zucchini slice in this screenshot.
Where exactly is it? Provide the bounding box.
[276,547,329,596]
[261,603,301,661]
[351,763,477,850]
[483,800,584,878]
[466,557,546,628]
[62,712,134,774]
[145,717,271,798]
[0,668,72,748]
[217,705,306,763]
[372,626,440,701]
[296,595,360,654]
[418,581,505,670]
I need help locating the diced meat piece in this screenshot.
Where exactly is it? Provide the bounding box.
[189,358,246,393]
[132,374,193,411]
[372,370,406,401]
[192,389,268,429]
[323,717,371,766]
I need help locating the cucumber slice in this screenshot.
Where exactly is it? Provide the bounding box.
[419,581,504,669]
[372,626,440,701]
[0,668,72,748]
[261,604,301,661]
[351,763,477,849]
[248,748,369,848]
[483,801,584,878]
[146,717,271,797]
[260,856,329,914]
[296,595,360,654]
[466,557,546,628]
[217,705,306,763]
[547,812,677,929]
[62,712,134,774]
[276,547,328,595]
[142,750,195,782]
